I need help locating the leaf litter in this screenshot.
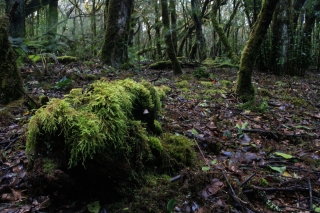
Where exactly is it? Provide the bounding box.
[0,63,319,212]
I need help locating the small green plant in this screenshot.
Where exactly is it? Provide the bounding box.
[193,67,209,79]
[236,122,248,138]
[260,178,268,186]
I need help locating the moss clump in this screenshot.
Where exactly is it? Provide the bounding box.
[153,120,163,135]
[161,133,196,171]
[193,67,209,79]
[238,99,269,113]
[120,62,134,70]
[258,88,273,98]
[220,80,233,87]
[149,60,172,69]
[0,15,24,104]
[156,85,171,100]
[57,56,78,63]
[175,80,190,89]
[26,78,162,168]
[149,136,162,153]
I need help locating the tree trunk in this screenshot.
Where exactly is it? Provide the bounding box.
[160,0,182,75]
[101,0,134,69]
[154,0,162,59]
[5,0,25,38]
[190,0,206,61]
[211,3,239,63]
[47,0,58,35]
[236,0,279,102]
[270,0,292,76]
[169,0,177,54]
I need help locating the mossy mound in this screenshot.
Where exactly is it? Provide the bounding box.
[0,15,24,104]
[26,78,196,198]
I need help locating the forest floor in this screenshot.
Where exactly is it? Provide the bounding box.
[0,61,320,213]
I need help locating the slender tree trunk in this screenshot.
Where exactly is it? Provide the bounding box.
[154,0,162,59]
[211,4,239,63]
[160,0,182,75]
[101,0,134,68]
[169,0,177,53]
[236,0,279,102]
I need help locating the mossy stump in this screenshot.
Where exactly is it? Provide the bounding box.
[0,15,23,104]
[26,79,196,199]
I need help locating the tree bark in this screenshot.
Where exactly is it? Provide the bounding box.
[5,0,25,38]
[160,0,182,75]
[101,0,134,69]
[236,0,279,102]
[47,0,58,35]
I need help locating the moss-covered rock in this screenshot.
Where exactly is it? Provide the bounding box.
[0,15,24,104]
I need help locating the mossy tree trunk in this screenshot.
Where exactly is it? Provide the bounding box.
[0,15,23,104]
[211,1,239,64]
[101,0,134,69]
[160,0,182,75]
[5,0,25,38]
[236,0,279,102]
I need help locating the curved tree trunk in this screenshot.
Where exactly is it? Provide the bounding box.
[101,0,134,68]
[236,0,279,102]
[160,0,182,75]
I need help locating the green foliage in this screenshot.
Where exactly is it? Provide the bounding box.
[238,99,269,113]
[54,76,73,90]
[57,56,78,63]
[43,158,56,175]
[193,67,209,79]
[26,79,164,168]
[155,85,171,100]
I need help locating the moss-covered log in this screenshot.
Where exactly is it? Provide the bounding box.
[236,0,279,102]
[0,15,23,104]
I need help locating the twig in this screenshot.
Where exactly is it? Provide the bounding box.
[4,136,20,151]
[149,71,163,84]
[240,173,256,187]
[308,179,313,211]
[193,138,209,166]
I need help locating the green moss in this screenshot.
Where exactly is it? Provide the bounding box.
[200,81,214,88]
[43,158,57,175]
[148,60,172,69]
[28,55,42,63]
[238,99,269,113]
[26,79,163,168]
[149,136,162,153]
[290,97,307,107]
[175,80,190,88]
[193,67,209,79]
[258,88,273,97]
[57,56,78,63]
[153,120,163,135]
[220,80,233,87]
[155,85,170,100]
[161,133,196,170]
[120,62,134,70]
[0,15,24,104]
